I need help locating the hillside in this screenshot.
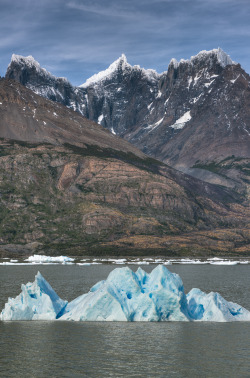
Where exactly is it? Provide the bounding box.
[0,78,249,256]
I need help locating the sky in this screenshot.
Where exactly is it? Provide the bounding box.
[0,0,249,85]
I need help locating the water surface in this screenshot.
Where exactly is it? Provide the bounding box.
[0,264,249,377]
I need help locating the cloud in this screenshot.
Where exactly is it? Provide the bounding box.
[0,0,249,83]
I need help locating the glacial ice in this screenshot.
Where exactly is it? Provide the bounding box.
[1,266,250,322]
[0,272,67,320]
[25,255,74,263]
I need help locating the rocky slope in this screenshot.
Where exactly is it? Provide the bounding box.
[0,139,249,257]
[6,49,250,190]
[0,77,249,256]
[0,77,144,157]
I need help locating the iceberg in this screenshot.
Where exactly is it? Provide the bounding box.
[0,272,67,320]
[187,288,250,322]
[25,255,74,264]
[1,266,250,322]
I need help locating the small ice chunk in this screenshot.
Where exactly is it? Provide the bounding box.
[25,255,74,264]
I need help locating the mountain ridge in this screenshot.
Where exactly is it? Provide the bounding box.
[5,48,250,191]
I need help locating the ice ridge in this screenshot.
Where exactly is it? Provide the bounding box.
[1,266,249,322]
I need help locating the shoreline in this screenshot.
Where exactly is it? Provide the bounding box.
[1,254,250,266]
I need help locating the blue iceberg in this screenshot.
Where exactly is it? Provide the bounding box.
[0,272,67,320]
[1,266,250,322]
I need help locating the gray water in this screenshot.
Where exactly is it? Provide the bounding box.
[0,264,250,377]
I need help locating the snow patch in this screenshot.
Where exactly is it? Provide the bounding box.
[204,79,215,88]
[170,111,192,130]
[230,75,240,84]
[190,94,202,104]
[98,114,104,124]
[146,117,164,131]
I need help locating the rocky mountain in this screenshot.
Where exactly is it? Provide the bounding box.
[0,77,249,256]
[6,49,250,190]
[0,77,144,157]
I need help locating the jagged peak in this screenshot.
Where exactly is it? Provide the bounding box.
[7,54,69,83]
[9,54,47,72]
[168,48,235,70]
[80,54,130,88]
[80,54,159,88]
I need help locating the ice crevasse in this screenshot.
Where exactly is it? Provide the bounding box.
[1,265,250,322]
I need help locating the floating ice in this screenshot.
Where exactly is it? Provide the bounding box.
[187,289,250,321]
[1,266,249,322]
[61,265,189,321]
[25,255,74,264]
[0,272,67,320]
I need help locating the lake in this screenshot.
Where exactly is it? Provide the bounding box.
[0,263,249,377]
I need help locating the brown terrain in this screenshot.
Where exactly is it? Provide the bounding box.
[0,77,249,257]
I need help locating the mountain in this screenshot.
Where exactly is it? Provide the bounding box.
[0,77,249,256]
[6,53,160,136]
[6,49,250,190]
[79,54,160,136]
[5,54,86,115]
[0,76,144,156]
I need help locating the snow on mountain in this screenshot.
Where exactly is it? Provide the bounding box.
[9,54,69,83]
[80,54,159,88]
[5,48,249,184]
[80,54,128,88]
[170,111,192,130]
[168,48,235,70]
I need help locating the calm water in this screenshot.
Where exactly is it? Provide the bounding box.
[0,264,249,377]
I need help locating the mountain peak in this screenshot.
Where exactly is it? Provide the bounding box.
[6,54,69,84]
[80,54,159,88]
[169,48,235,70]
[191,48,235,67]
[10,54,42,70]
[80,54,131,88]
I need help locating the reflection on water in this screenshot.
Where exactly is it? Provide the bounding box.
[0,264,249,377]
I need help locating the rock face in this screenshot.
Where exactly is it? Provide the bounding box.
[0,137,249,256]
[6,49,250,185]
